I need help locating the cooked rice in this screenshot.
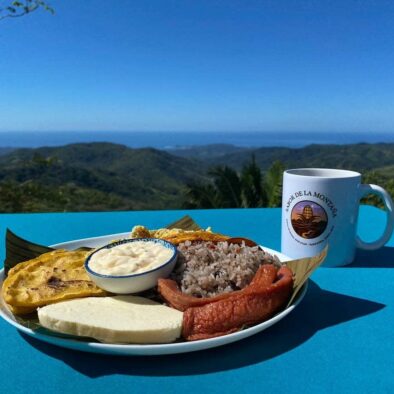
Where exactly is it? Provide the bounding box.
[170,240,282,298]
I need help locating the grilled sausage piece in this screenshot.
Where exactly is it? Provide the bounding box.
[182,267,293,341]
[158,264,278,312]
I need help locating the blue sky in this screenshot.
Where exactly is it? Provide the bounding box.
[1,0,394,132]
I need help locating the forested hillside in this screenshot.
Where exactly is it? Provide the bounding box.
[169,143,394,172]
[0,143,205,212]
[0,142,392,212]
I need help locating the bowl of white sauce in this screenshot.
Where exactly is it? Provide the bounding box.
[85,238,178,294]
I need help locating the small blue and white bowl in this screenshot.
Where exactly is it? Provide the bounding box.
[85,238,178,294]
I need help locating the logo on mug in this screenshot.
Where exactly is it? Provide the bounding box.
[291,200,328,239]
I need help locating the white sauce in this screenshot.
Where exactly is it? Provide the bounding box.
[88,241,174,276]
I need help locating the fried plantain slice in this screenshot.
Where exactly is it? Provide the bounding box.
[6,303,36,315]
[2,249,107,310]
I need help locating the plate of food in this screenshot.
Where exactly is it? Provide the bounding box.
[0,217,324,356]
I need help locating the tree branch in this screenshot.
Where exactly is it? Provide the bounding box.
[0,1,53,21]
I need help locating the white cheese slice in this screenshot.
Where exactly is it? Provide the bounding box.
[37,296,183,344]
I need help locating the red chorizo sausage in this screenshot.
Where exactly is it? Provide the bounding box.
[158,264,278,312]
[182,267,293,341]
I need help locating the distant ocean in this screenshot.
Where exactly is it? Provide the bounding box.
[0,131,393,149]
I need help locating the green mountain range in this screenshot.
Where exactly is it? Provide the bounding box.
[0,142,392,212]
[0,143,205,212]
[168,142,394,172]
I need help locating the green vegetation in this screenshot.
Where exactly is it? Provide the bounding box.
[0,143,205,212]
[170,143,394,173]
[185,158,394,211]
[0,142,392,213]
[361,168,394,209]
[0,180,128,212]
[184,158,284,209]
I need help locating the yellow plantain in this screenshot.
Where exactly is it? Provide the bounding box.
[6,303,36,315]
[2,249,107,312]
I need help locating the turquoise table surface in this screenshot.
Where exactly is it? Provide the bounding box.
[0,206,393,394]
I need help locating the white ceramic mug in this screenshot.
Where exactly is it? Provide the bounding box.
[281,168,394,267]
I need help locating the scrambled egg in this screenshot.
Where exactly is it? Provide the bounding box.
[130,226,229,245]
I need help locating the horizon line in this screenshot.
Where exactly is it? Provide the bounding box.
[0,130,393,134]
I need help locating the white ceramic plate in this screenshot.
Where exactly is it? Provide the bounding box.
[0,232,307,356]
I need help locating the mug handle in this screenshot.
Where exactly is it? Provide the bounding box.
[356,184,394,250]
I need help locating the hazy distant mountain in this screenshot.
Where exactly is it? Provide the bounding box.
[169,143,394,172]
[0,147,15,156]
[165,144,250,160]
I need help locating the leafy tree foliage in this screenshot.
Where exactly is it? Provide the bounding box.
[264,160,285,207]
[241,155,266,207]
[0,0,53,21]
[184,183,220,209]
[362,170,394,210]
[184,157,284,209]
[208,166,243,208]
